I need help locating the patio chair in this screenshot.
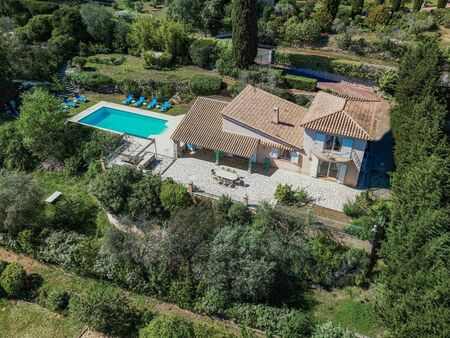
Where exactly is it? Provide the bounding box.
[134,96,145,107]
[122,94,133,105]
[147,98,158,109]
[75,94,89,103]
[159,101,170,112]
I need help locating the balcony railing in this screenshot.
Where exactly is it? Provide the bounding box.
[311,145,353,163]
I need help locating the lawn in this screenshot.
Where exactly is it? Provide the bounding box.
[312,286,387,337]
[0,298,83,338]
[67,92,191,117]
[85,54,214,83]
[31,171,112,238]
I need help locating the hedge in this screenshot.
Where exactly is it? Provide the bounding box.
[20,0,59,15]
[283,74,317,91]
[67,72,115,92]
[273,50,387,82]
[189,74,222,96]
[344,224,373,241]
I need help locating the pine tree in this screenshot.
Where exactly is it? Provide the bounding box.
[232,0,258,69]
[377,39,450,337]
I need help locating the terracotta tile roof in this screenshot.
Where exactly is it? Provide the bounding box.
[171,97,259,158]
[220,85,307,149]
[300,91,390,141]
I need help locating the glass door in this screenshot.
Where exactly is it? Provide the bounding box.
[317,160,339,179]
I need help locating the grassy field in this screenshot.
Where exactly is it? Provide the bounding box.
[0,298,83,338]
[85,55,214,83]
[313,286,386,337]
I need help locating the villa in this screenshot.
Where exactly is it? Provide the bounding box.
[171,85,391,188]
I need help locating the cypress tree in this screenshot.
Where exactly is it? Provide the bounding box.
[232,0,258,69]
[324,0,340,18]
[377,39,450,337]
[437,0,447,8]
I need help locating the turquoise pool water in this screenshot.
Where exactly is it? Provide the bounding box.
[80,107,168,138]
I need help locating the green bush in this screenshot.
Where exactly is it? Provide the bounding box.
[283,74,317,91]
[193,321,235,338]
[273,51,333,71]
[189,39,219,69]
[379,69,398,96]
[139,314,195,338]
[226,303,314,337]
[365,5,391,30]
[143,51,173,70]
[215,46,240,78]
[159,179,192,213]
[88,55,126,65]
[0,261,8,276]
[20,0,59,16]
[189,74,222,96]
[67,72,114,91]
[0,262,27,298]
[168,279,194,310]
[40,287,71,312]
[274,184,314,207]
[312,321,355,338]
[343,202,367,218]
[23,14,53,42]
[72,56,87,70]
[69,283,141,336]
[344,224,373,241]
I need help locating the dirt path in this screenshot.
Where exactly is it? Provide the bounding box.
[0,248,260,336]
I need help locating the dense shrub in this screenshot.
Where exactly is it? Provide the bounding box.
[283,74,317,91]
[274,184,314,207]
[189,39,219,69]
[23,14,53,42]
[0,262,27,298]
[159,179,192,213]
[189,74,222,96]
[67,72,115,92]
[0,261,8,276]
[143,51,173,70]
[308,234,370,286]
[215,45,240,78]
[239,65,284,88]
[227,303,314,337]
[39,287,71,312]
[87,55,126,65]
[70,283,141,337]
[312,321,355,338]
[365,5,391,30]
[139,315,195,338]
[343,202,367,219]
[344,223,373,240]
[72,56,87,70]
[20,0,59,16]
[193,321,236,338]
[379,70,398,96]
[90,165,143,214]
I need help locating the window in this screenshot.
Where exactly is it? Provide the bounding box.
[279,149,291,160]
[322,135,345,152]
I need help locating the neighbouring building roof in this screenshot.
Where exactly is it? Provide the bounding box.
[171,96,259,158]
[220,85,307,149]
[300,91,390,141]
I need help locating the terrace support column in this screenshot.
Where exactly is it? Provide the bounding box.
[215,149,220,165]
[248,158,252,173]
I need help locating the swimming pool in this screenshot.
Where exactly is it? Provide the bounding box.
[79,107,168,138]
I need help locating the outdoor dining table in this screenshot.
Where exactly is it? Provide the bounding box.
[215,169,239,182]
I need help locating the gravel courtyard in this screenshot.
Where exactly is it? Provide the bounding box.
[162,157,361,211]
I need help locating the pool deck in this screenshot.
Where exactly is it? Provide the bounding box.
[68,101,184,157]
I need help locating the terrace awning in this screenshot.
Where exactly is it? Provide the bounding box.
[171,97,259,158]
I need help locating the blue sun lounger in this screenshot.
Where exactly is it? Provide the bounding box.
[147,98,158,109]
[159,101,170,112]
[122,94,133,105]
[75,94,89,103]
[134,96,145,107]
[63,98,78,108]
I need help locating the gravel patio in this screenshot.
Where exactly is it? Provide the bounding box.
[161,157,361,211]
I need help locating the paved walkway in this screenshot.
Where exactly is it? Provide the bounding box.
[162,157,361,211]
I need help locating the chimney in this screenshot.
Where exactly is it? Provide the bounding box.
[272,107,279,124]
